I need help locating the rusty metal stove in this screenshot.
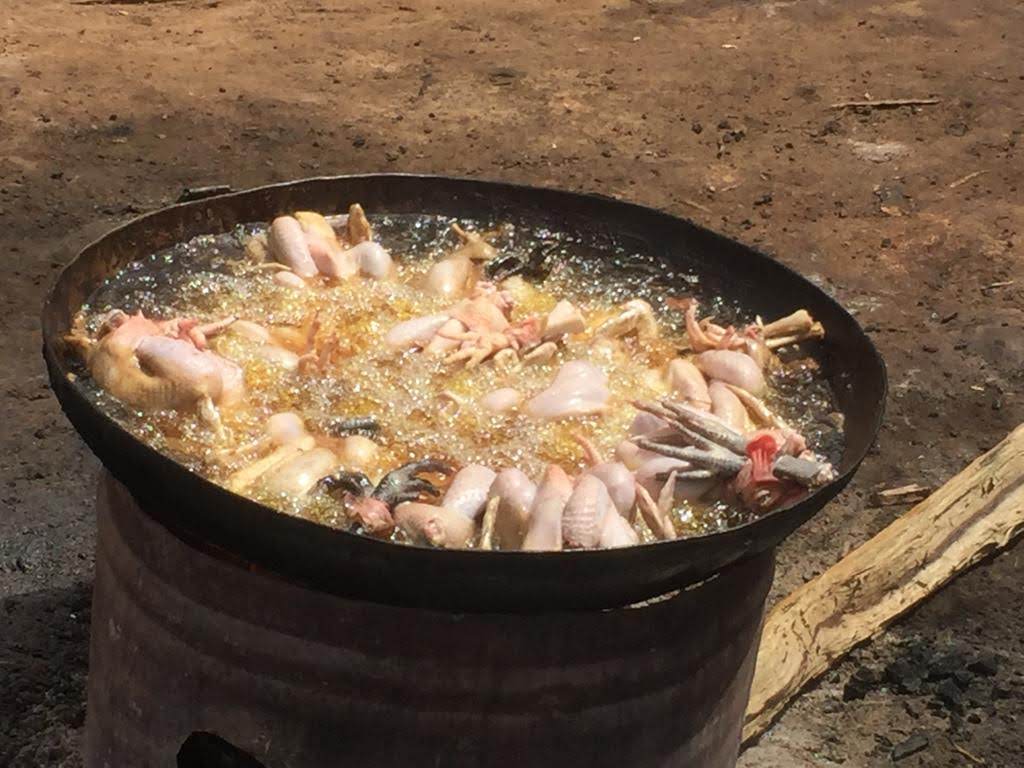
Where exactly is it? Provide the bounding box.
[86,473,773,768]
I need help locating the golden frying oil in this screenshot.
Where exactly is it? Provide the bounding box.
[77,214,843,541]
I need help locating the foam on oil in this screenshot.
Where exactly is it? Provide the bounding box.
[77,214,844,541]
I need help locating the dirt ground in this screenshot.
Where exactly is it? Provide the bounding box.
[1,0,1021,765]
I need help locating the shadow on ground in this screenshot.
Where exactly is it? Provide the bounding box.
[1,583,91,768]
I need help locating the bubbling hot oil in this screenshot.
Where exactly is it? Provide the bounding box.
[78,214,845,542]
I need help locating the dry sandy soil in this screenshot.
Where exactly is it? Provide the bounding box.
[1,0,1022,765]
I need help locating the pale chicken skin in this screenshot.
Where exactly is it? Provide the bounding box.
[70,205,839,551]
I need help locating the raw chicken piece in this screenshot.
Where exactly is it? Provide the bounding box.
[542,300,585,340]
[583,462,636,519]
[562,474,614,549]
[694,350,766,395]
[480,387,522,413]
[526,360,610,420]
[394,502,476,548]
[599,509,640,548]
[442,465,497,521]
[522,465,573,551]
[486,468,537,549]
[268,216,318,278]
[708,380,750,432]
[667,358,711,409]
[384,314,450,349]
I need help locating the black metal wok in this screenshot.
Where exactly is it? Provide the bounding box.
[42,174,886,612]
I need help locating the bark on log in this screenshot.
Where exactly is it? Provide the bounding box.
[744,424,1024,743]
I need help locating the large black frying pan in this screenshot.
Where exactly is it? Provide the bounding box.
[42,175,886,612]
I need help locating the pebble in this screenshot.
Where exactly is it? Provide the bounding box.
[902,699,924,719]
[946,120,969,136]
[891,732,929,762]
[849,139,910,163]
[821,697,843,713]
[926,651,965,681]
[967,654,1000,677]
[936,678,964,711]
[885,659,925,694]
[819,118,842,135]
[992,683,1012,699]
[953,669,974,689]
[843,666,880,701]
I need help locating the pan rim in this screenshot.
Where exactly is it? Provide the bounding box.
[41,173,886,581]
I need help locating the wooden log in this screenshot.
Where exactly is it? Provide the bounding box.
[744,424,1024,744]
